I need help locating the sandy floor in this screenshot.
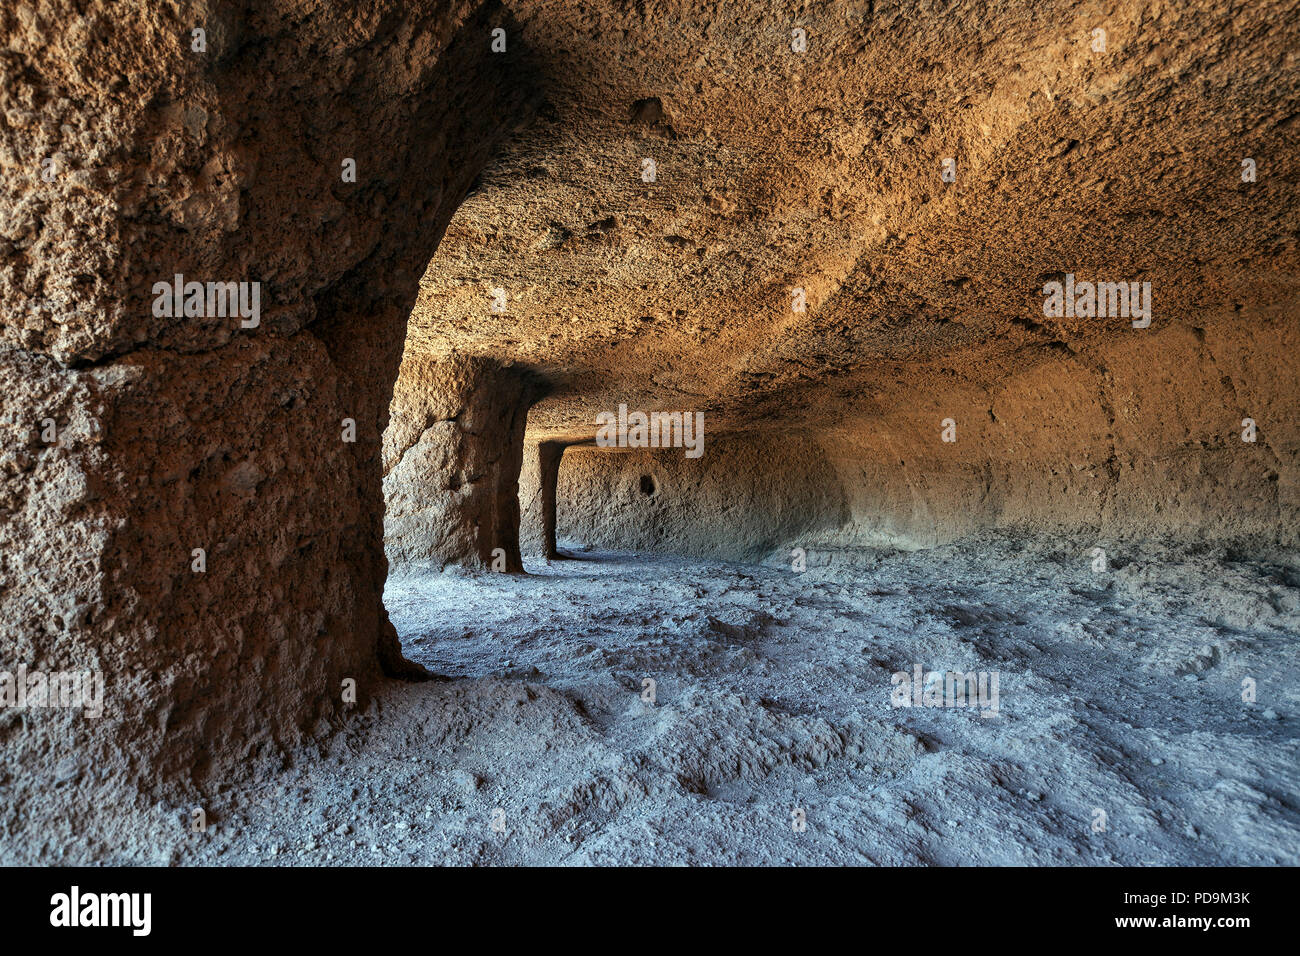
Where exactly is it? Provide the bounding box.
[10,535,1299,865]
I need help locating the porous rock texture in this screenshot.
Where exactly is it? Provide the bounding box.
[400,0,1300,558]
[1,0,538,799]
[525,435,849,562]
[529,315,1299,560]
[2,0,1299,830]
[384,353,540,572]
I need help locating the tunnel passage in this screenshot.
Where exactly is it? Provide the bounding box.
[518,432,853,562]
[3,0,1300,820]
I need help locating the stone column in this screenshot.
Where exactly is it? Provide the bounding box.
[538,440,567,559]
[0,0,536,798]
[383,354,540,573]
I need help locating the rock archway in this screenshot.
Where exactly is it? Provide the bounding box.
[0,0,538,795]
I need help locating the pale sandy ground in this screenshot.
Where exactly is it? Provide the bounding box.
[8,534,1299,865]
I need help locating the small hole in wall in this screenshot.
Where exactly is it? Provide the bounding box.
[639,474,657,497]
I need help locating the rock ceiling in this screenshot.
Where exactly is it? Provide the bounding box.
[403,0,1300,442]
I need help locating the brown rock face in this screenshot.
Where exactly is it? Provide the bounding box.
[384,353,540,572]
[527,434,849,562]
[2,0,1298,804]
[457,0,1298,560]
[1,0,537,793]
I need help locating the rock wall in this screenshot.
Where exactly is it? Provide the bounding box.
[529,303,1298,562]
[814,305,1300,552]
[0,0,536,795]
[525,432,849,562]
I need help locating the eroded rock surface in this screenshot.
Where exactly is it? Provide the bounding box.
[1,0,537,795]
[1,0,1298,831]
[384,353,540,572]
[401,0,1300,552]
